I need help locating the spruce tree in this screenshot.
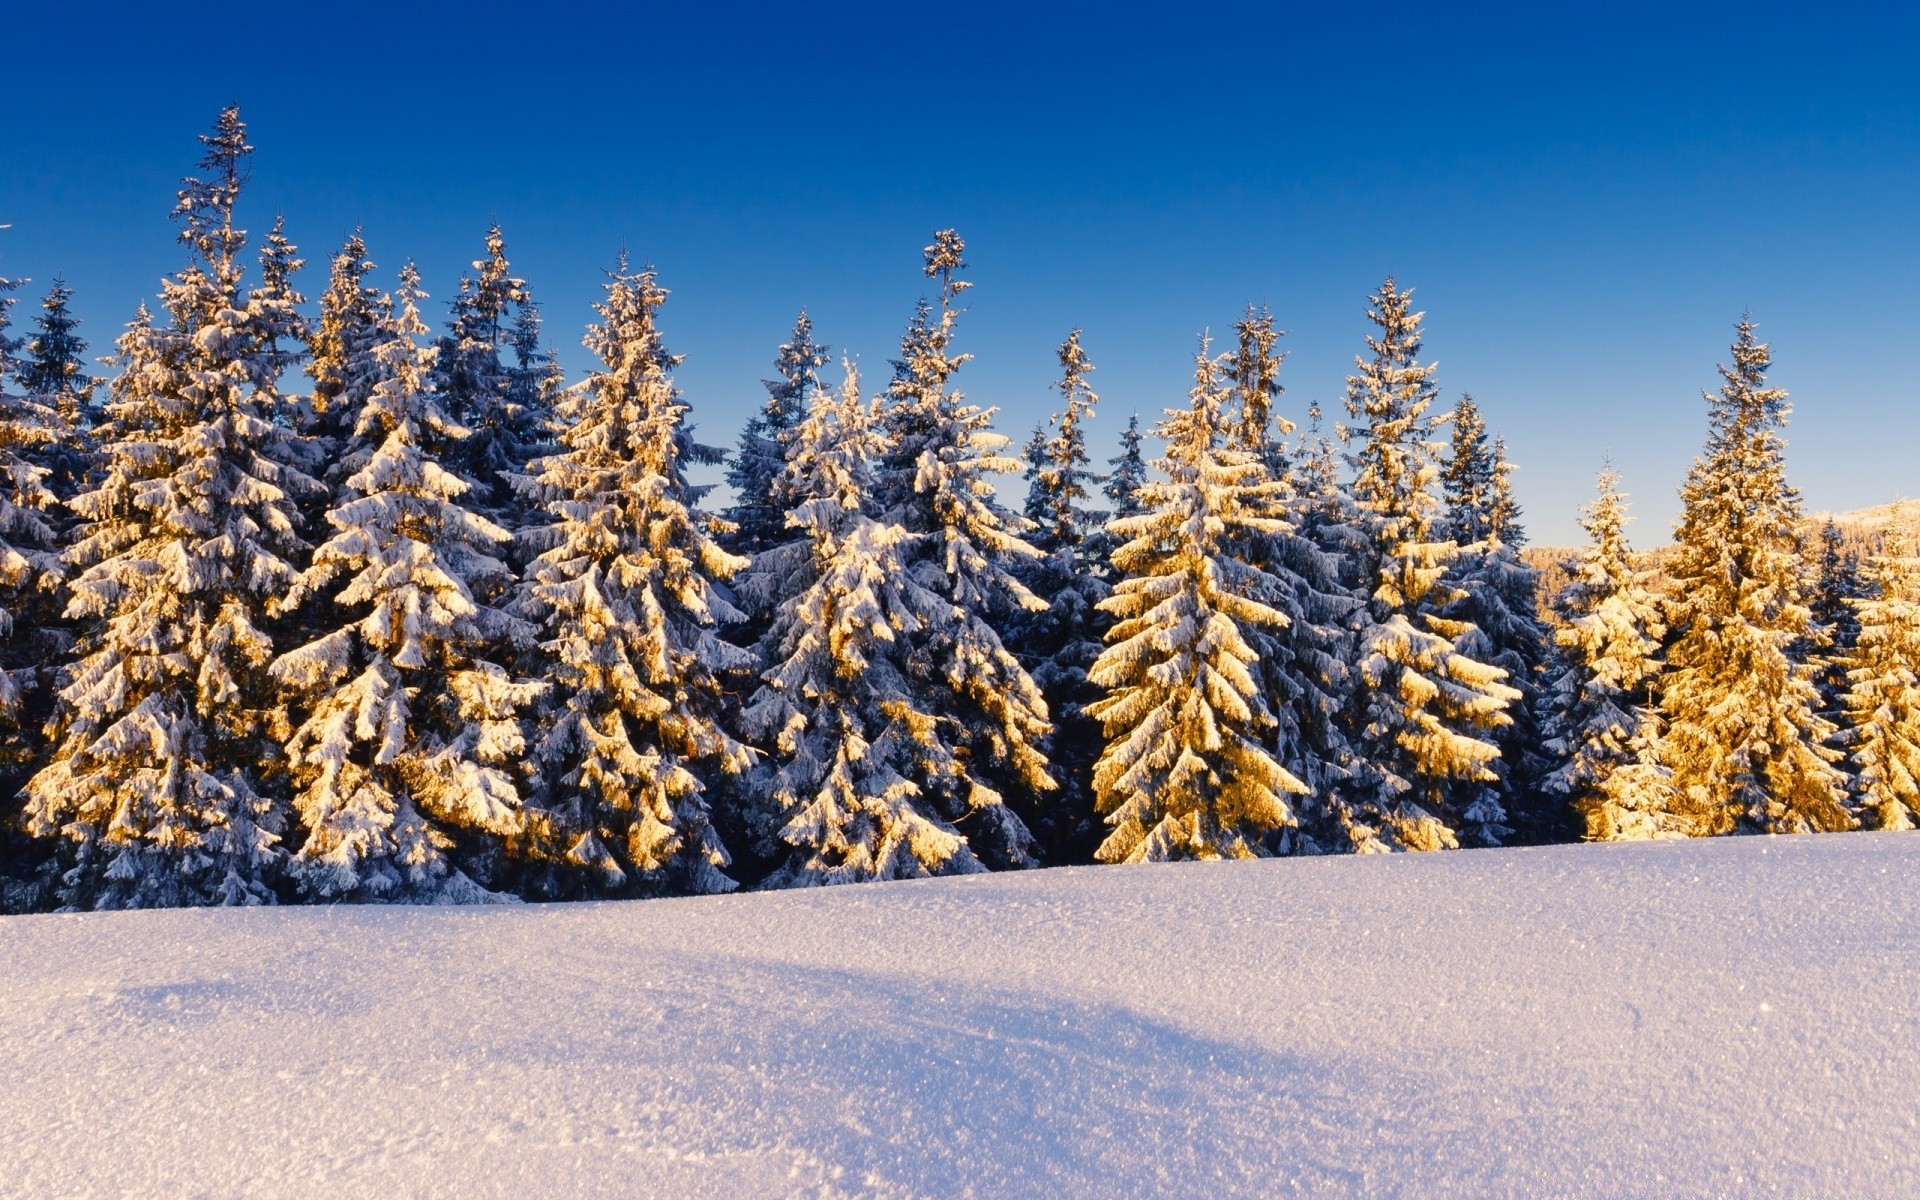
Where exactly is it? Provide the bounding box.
[1218,308,1357,852]
[1334,279,1518,852]
[25,108,318,908]
[1808,517,1867,729]
[741,363,984,885]
[1655,318,1850,836]
[438,225,542,523]
[517,259,754,897]
[1019,421,1050,531]
[1840,516,1920,831]
[724,311,829,563]
[1009,330,1110,861]
[0,277,63,780]
[1542,463,1674,840]
[270,263,542,902]
[1439,409,1554,843]
[13,278,97,498]
[1087,340,1307,861]
[305,231,386,457]
[1105,412,1149,522]
[869,230,1048,868]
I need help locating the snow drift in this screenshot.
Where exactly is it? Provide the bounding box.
[1,834,1915,1198]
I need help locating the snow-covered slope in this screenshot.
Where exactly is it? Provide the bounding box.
[2,835,1915,1198]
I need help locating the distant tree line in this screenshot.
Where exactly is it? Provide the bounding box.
[0,109,1910,910]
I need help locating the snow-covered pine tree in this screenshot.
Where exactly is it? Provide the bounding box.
[1084,409,1149,582]
[0,276,63,780]
[1541,463,1676,840]
[1807,517,1867,730]
[438,225,543,524]
[1228,306,1287,467]
[1334,279,1518,852]
[517,258,754,898]
[724,311,829,563]
[1438,406,1554,843]
[1840,515,1920,831]
[25,108,318,908]
[503,299,565,451]
[1655,318,1851,836]
[305,231,387,458]
[1218,308,1356,852]
[869,230,1049,868]
[1087,338,1307,861]
[270,262,542,903]
[1008,330,1110,861]
[13,278,97,498]
[741,362,985,885]
[1019,421,1050,530]
[1105,412,1149,522]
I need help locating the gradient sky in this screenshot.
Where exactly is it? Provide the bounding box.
[4,1,1915,545]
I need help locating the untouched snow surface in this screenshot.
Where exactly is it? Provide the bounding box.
[2,835,1916,1198]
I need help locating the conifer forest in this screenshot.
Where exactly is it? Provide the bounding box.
[0,108,1913,912]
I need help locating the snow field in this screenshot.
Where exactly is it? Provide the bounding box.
[0,833,1915,1198]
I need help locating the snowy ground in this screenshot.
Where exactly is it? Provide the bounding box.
[1,835,1915,1198]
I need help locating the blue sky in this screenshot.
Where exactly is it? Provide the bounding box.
[4,2,1915,544]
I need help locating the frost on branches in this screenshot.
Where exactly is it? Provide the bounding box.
[741,364,984,885]
[1335,279,1517,852]
[1087,340,1308,862]
[1542,463,1675,840]
[518,259,754,897]
[1654,319,1850,836]
[26,108,319,908]
[1839,517,1920,831]
[271,263,542,903]
[872,231,1047,869]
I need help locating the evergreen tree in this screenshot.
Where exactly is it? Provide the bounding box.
[0,276,63,778]
[1087,340,1307,861]
[1655,318,1850,836]
[1219,309,1356,852]
[517,258,754,897]
[1019,421,1050,531]
[1085,409,1148,581]
[438,225,542,523]
[1542,464,1675,840]
[1228,306,1287,466]
[869,230,1048,868]
[1009,330,1110,861]
[1840,516,1920,831]
[1334,278,1518,852]
[305,231,386,457]
[1439,412,1554,843]
[503,299,565,449]
[270,263,542,902]
[724,311,829,563]
[1808,517,1867,728]
[25,108,318,908]
[13,278,97,498]
[1440,395,1497,544]
[741,363,983,885]
[1104,411,1149,522]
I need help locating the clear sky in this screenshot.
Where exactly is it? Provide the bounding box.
[4,1,1915,545]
